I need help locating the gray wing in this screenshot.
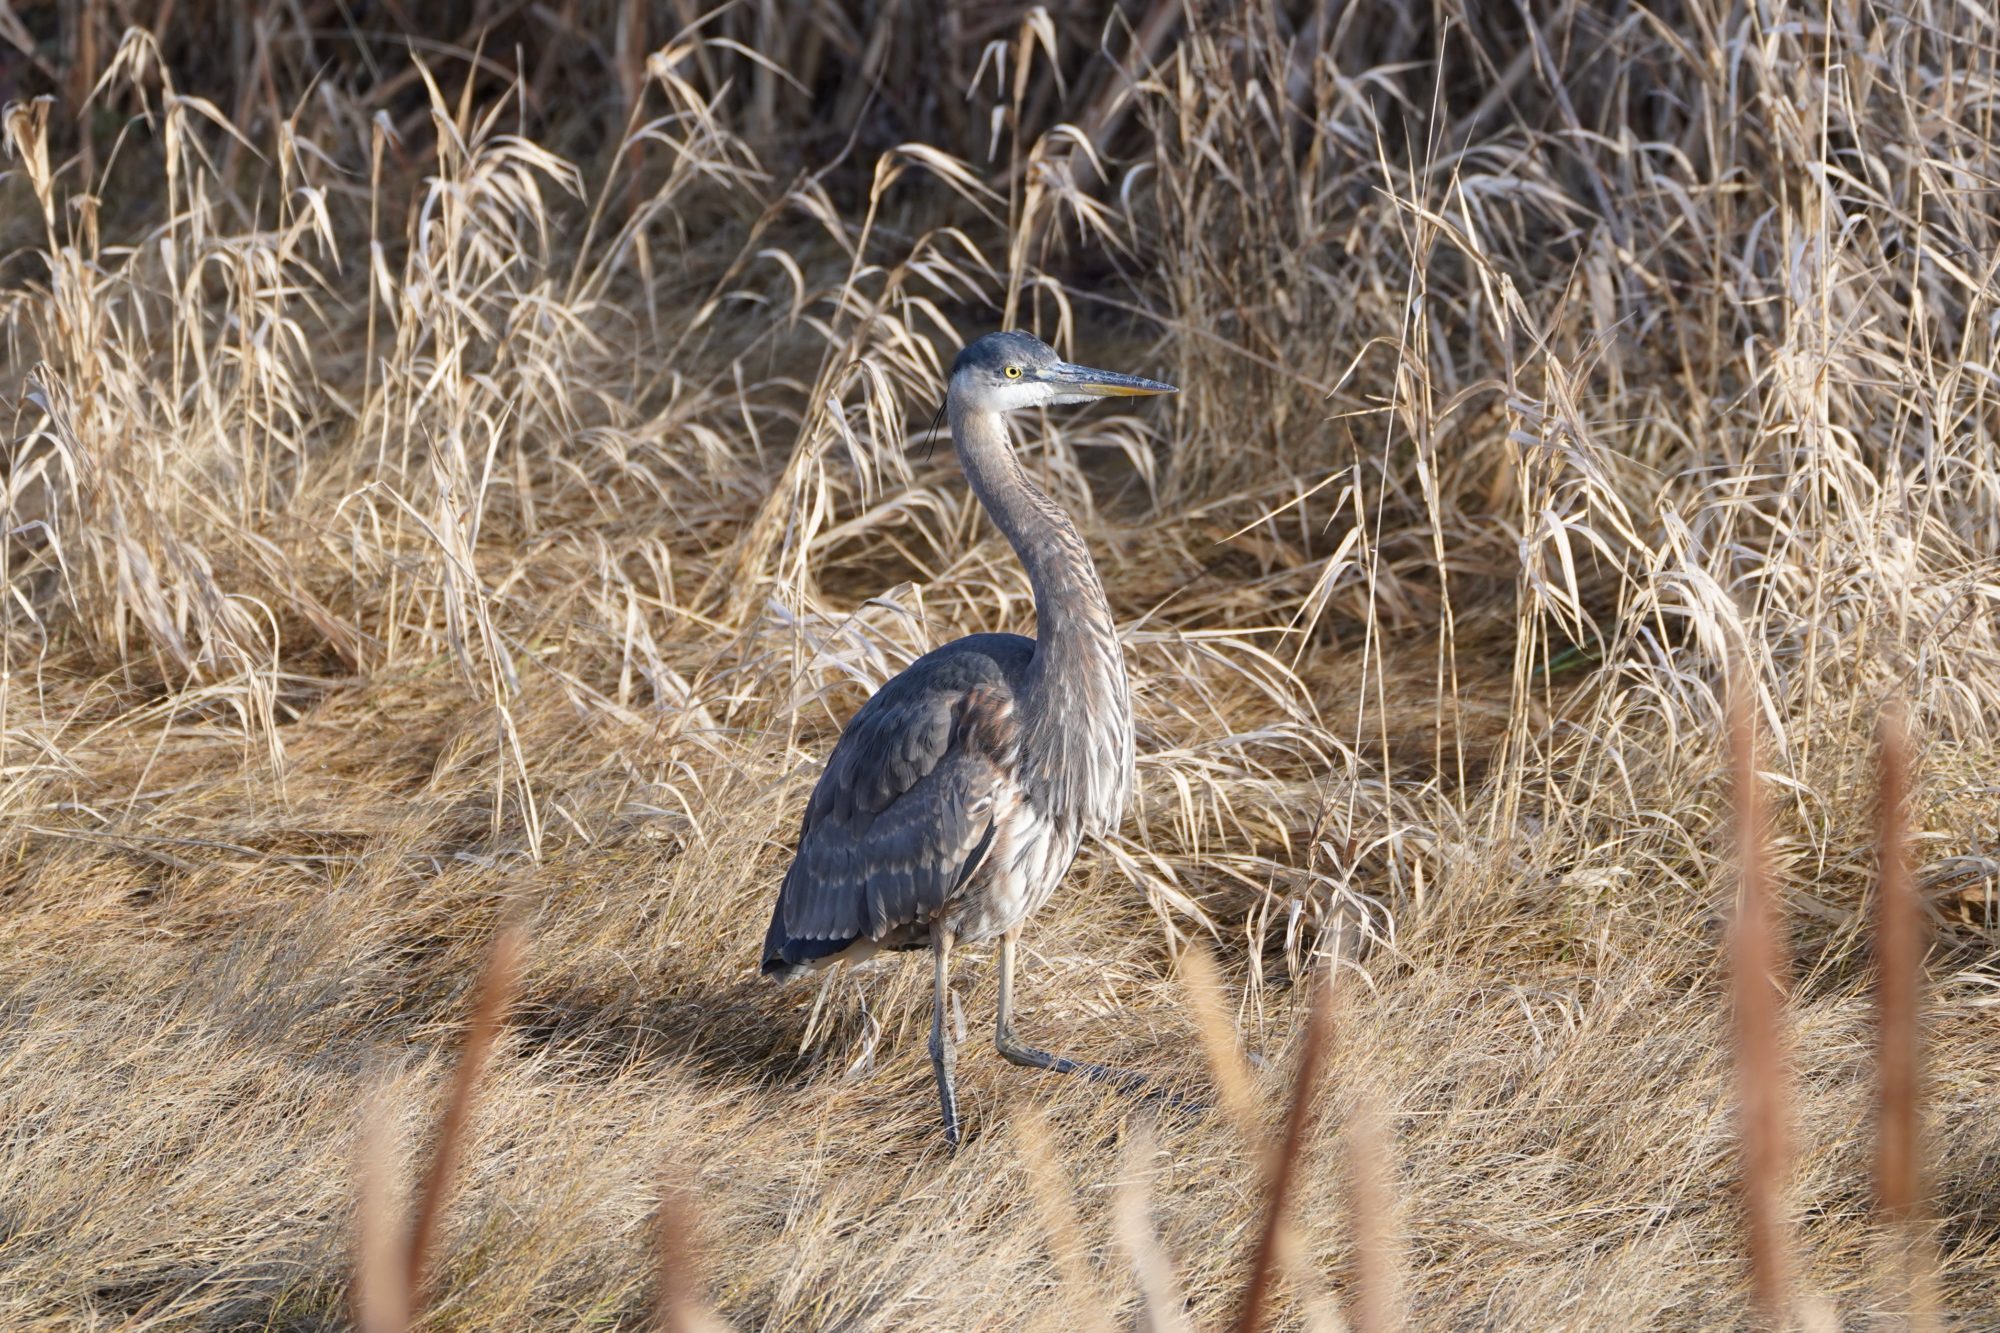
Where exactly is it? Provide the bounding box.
[762,634,1031,974]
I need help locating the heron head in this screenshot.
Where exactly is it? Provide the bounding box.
[949,331,1177,413]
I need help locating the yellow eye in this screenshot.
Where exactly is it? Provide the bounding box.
[1004,365,1022,379]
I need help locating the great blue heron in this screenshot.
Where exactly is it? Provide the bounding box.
[762,330,1176,1146]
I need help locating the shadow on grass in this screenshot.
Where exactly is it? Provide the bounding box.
[513,977,822,1089]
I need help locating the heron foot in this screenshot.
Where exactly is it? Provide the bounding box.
[996,1032,1142,1089]
[995,1029,1206,1120]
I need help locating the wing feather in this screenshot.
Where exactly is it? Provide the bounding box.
[762,635,1030,974]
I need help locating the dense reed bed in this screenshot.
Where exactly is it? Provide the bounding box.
[1,2,1995,1326]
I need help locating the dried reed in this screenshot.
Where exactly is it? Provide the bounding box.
[1873,707,1935,1326]
[1729,678,1791,1323]
[351,924,524,1329]
[2,0,1997,1324]
[1342,1102,1401,1333]
[652,1178,729,1333]
[404,924,524,1306]
[1012,1102,1113,1331]
[1232,964,1335,1333]
[1114,1119,1191,1333]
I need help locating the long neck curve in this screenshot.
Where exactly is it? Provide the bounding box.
[949,400,1107,645]
[950,395,1133,831]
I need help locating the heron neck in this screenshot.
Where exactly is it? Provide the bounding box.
[951,398,1133,831]
[950,402,1116,656]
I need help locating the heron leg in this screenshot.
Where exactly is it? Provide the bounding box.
[929,924,961,1150]
[994,928,1150,1096]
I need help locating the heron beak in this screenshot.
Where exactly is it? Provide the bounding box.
[1045,362,1178,398]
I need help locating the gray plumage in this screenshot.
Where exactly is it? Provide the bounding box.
[761,330,1177,1147]
[763,633,1027,964]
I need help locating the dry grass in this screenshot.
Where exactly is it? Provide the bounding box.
[2,1,1998,1327]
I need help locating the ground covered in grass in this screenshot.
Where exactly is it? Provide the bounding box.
[2,3,1997,1328]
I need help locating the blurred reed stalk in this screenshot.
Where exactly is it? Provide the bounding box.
[1729,679,1792,1323]
[1873,707,1935,1327]
[1343,1100,1402,1332]
[355,925,524,1332]
[1115,1118,1191,1333]
[1232,963,1334,1333]
[652,1177,731,1333]
[1013,1101,1114,1332]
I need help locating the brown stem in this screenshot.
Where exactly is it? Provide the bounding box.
[1232,963,1334,1333]
[403,925,525,1309]
[1730,677,1790,1323]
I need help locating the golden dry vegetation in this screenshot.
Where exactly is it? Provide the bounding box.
[1,2,1997,1328]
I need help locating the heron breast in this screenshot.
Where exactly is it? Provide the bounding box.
[947,796,1079,942]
